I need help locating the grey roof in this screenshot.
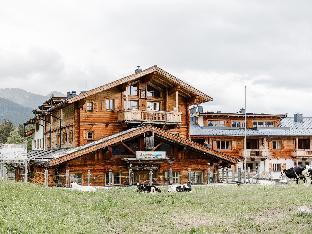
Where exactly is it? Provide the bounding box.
[191,117,312,137]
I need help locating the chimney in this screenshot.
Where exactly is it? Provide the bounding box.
[67,91,77,98]
[135,66,142,74]
[294,113,303,123]
[239,108,245,114]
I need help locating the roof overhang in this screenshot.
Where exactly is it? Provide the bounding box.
[39,126,236,167]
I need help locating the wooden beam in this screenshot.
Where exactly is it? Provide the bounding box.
[121,141,136,155]
[152,142,163,151]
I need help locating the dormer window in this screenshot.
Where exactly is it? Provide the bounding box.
[126,85,138,96]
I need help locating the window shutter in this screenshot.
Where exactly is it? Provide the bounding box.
[83,131,87,140]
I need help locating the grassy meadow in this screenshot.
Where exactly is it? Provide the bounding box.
[0,182,311,233]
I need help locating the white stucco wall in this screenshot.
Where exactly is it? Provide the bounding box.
[32,119,44,150]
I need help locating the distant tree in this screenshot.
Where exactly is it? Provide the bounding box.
[0,120,14,143]
[6,128,26,144]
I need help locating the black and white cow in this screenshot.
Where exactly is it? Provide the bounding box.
[168,181,192,192]
[281,166,309,184]
[137,183,161,193]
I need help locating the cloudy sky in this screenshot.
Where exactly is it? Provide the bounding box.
[1,0,312,115]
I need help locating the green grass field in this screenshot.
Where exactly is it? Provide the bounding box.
[0,182,311,233]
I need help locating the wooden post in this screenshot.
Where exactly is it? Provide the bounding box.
[109,169,113,186]
[65,169,70,187]
[128,165,133,186]
[24,160,28,183]
[44,169,48,187]
[188,168,192,182]
[247,167,250,183]
[226,167,229,183]
[238,167,242,183]
[169,167,173,185]
[207,166,210,184]
[87,170,91,186]
[149,169,153,186]
[175,90,179,111]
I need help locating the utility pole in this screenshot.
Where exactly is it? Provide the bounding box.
[244,85,247,183]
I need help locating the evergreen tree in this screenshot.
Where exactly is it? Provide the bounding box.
[0,120,14,143]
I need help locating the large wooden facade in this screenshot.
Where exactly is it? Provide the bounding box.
[191,109,312,179]
[26,66,235,186]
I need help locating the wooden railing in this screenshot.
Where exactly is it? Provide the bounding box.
[246,149,270,158]
[118,110,182,124]
[293,149,312,157]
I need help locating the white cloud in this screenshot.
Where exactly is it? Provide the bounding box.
[0,0,311,115]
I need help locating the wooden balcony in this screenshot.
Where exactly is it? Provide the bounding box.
[118,110,182,124]
[293,149,312,157]
[245,149,270,158]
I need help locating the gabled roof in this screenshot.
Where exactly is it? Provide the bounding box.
[49,65,212,111]
[191,117,312,137]
[36,126,236,166]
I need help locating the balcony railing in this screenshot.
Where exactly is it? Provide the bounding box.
[293,149,312,157]
[245,149,270,158]
[118,110,182,124]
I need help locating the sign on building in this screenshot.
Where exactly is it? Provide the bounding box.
[136,151,166,160]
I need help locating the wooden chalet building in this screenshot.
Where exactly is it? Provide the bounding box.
[190,108,312,179]
[25,65,236,186]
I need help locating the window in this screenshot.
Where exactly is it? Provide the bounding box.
[172,171,180,184]
[146,86,160,98]
[246,139,259,149]
[253,121,274,128]
[126,85,138,96]
[208,120,225,127]
[106,99,115,111]
[272,140,282,150]
[273,163,281,172]
[216,140,231,150]
[232,121,245,128]
[70,173,82,185]
[86,102,93,112]
[189,171,203,184]
[164,171,180,184]
[147,102,160,111]
[298,139,310,149]
[105,172,121,185]
[86,131,94,140]
[128,100,139,110]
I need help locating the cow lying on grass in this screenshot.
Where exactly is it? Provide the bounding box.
[71,182,97,192]
[168,181,192,192]
[137,183,161,193]
[281,166,312,184]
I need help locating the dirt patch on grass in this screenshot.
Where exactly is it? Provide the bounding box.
[249,208,289,225]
